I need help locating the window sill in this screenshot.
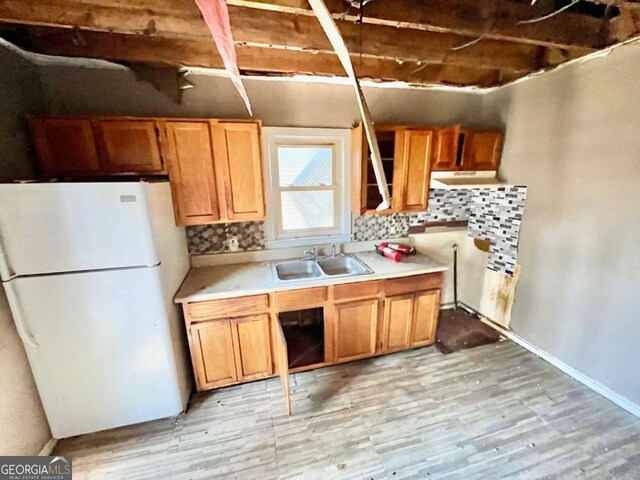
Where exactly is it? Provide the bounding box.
[265,234,352,250]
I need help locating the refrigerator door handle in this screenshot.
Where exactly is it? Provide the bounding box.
[4,281,39,348]
[0,231,15,280]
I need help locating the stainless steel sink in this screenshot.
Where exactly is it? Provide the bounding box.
[272,254,372,283]
[274,260,322,281]
[317,256,370,276]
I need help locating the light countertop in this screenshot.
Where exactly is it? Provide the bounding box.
[175,251,448,303]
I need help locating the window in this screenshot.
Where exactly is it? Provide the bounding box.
[262,127,351,247]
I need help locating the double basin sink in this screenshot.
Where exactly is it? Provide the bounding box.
[272,254,373,283]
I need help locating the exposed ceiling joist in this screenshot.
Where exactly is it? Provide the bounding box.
[11,27,506,87]
[226,0,612,49]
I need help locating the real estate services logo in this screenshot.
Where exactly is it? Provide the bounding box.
[0,456,72,480]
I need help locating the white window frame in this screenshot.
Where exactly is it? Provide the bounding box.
[262,127,351,248]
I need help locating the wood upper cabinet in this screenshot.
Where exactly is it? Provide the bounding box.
[161,121,221,225]
[433,126,461,171]
[382,294,414,353]
[333,298,379,363]
[411,290,440,347]
[462,129,502,171]
[211,122,265,221]
[29,118,102,176]
[394,129,434,211]
[95,119,164,173]
[432,126,503,172]
[231,314,273,381]
[351,124,433,214]
[191,320,238,390]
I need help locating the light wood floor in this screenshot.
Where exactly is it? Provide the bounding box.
[55,340,640,479]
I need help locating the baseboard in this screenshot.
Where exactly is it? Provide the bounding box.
[38,438,57,456]
[459,303,640,419]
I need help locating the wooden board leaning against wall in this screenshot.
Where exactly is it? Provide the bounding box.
[181,272,443,414]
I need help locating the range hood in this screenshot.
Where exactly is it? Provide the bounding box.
[430,171,504,189]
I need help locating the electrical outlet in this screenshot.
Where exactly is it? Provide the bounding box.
[228,237,240,252]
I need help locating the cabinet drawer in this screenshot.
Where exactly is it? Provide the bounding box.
[275,287,327,310]
[384,273,443,296]
[187,294,269,321]
[333,280,383,301]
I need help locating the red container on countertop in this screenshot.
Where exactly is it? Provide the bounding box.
[375,244,405,262]
[378,242,416,255]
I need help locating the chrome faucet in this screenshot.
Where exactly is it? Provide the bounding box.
[302,246,318,260]
[331,244,337,257]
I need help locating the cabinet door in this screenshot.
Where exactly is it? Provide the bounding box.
[462,130,502,171]
[382,294,414,353]
[29,118,102,176]
[396,129,434,211]
[274,317,292,415]
[432,126,460,171]
[231,314,273,381]
[334,298,379,363]
[161,121,221,225]
[211,122,265,221]
[411,290,440,347]
[191,320,237,390]
[97,120,164,174]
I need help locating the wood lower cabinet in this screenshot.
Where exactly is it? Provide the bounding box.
[411,290,440,347]
[191,320,238,389]
[189,314,273,391]
[231,315,273,381]
[333,298,379,363]
[182,273,443,415]
[382,294,414,353]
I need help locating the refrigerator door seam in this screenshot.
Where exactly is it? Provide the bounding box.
[3,281,39,348]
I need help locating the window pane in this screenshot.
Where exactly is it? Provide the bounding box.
[277,146,332,187]
[281,191,335,231]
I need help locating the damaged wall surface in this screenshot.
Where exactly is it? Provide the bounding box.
[482,42,640,406]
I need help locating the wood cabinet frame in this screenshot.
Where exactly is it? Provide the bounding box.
[182,272,444,416]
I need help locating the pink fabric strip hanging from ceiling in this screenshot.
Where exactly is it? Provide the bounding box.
[193,0,253,115]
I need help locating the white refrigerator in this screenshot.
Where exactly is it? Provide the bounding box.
[0,181,192,439]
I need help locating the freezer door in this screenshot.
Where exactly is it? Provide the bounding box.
[0,183,158,280]
[3,266,186,438]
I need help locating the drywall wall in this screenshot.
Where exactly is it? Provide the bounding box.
[411,230,488,307]
[0,40,51,455]
[0,290,51,455]
[482,42,640,405]
[33,56,483,127]
[0,41,44,180]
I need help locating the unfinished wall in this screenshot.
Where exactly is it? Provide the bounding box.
[0,41,51,455]
[0,41,44,180]
[482,42,640,406]
[34,57,483,128]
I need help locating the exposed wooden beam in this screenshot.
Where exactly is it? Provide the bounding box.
[0,1,588,74]
[227,0,608,49]
[6,27,504,87]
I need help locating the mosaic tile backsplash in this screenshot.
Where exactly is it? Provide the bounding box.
[185,187,527,274]
[468,186,527,276]
[409,188,475,226]
[186,221,266,255]
[351,212,410,241]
